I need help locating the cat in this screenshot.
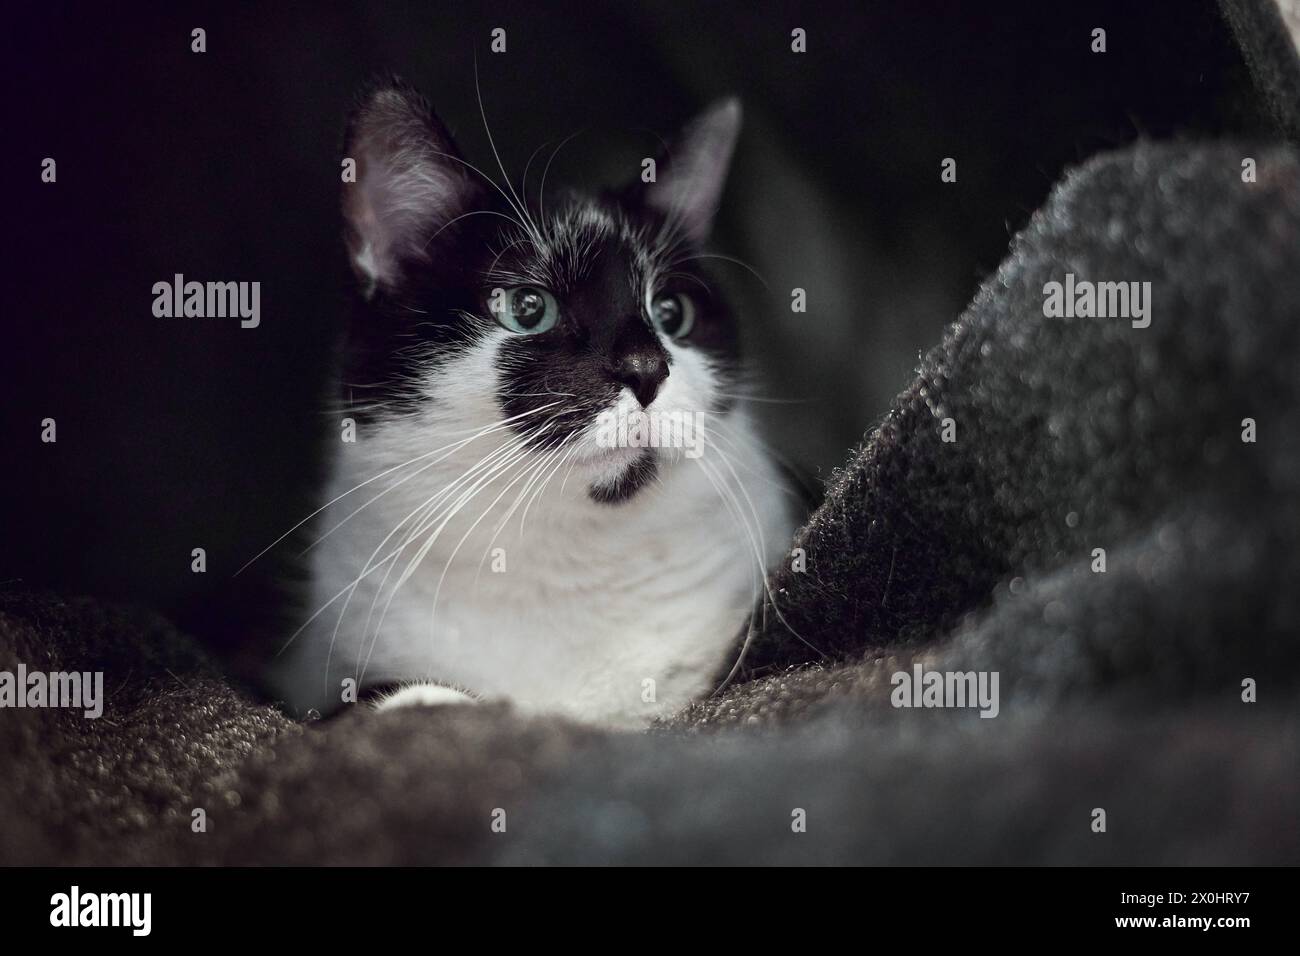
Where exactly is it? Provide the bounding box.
[265,78,796,728]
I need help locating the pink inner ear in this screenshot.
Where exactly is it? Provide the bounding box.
[342,87,478,291]
[646,98,743,246]
[346,143,466,290]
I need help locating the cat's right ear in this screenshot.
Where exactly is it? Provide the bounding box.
[342,78,483,296]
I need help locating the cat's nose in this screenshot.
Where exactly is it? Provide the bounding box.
[614,347,670,407]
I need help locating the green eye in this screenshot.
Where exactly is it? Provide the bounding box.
[649,292,696,339]
[489,286,559,334]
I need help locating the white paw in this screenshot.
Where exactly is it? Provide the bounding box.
[371,683,478,712]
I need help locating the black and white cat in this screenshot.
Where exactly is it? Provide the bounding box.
[267,79,795,728]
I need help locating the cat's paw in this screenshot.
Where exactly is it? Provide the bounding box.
[371,682,478,712]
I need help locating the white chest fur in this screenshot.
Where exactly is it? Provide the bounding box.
[266,333,793,728]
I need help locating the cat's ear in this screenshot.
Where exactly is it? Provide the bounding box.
[640,98,742,245]
[342,78,483,294]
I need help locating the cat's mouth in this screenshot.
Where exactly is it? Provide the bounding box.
[583,447,659,505]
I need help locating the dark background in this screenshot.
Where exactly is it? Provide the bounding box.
[3,1,1269,651]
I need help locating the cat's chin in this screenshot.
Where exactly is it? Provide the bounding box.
[574,442,643,470]
[585,448,659,504]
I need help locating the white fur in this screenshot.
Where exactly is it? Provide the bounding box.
[267,328,793,729]
[372,683,477,711]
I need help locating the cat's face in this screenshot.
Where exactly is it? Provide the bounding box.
[340,79,745,502]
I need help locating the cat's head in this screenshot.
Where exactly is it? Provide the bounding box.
[340,77,746,503]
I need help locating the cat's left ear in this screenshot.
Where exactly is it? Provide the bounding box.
[639,98,742,246]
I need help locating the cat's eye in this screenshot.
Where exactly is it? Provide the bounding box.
[489,286,559,334]
[649,292,696,339]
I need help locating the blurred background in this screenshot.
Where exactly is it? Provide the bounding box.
[3,1,1268,652]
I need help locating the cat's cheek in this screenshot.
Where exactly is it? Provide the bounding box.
[659,341,716,415]
[371,683,479,712]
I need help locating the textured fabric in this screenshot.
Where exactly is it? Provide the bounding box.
[744,139,1300,694]
[1222,0,1300,144]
